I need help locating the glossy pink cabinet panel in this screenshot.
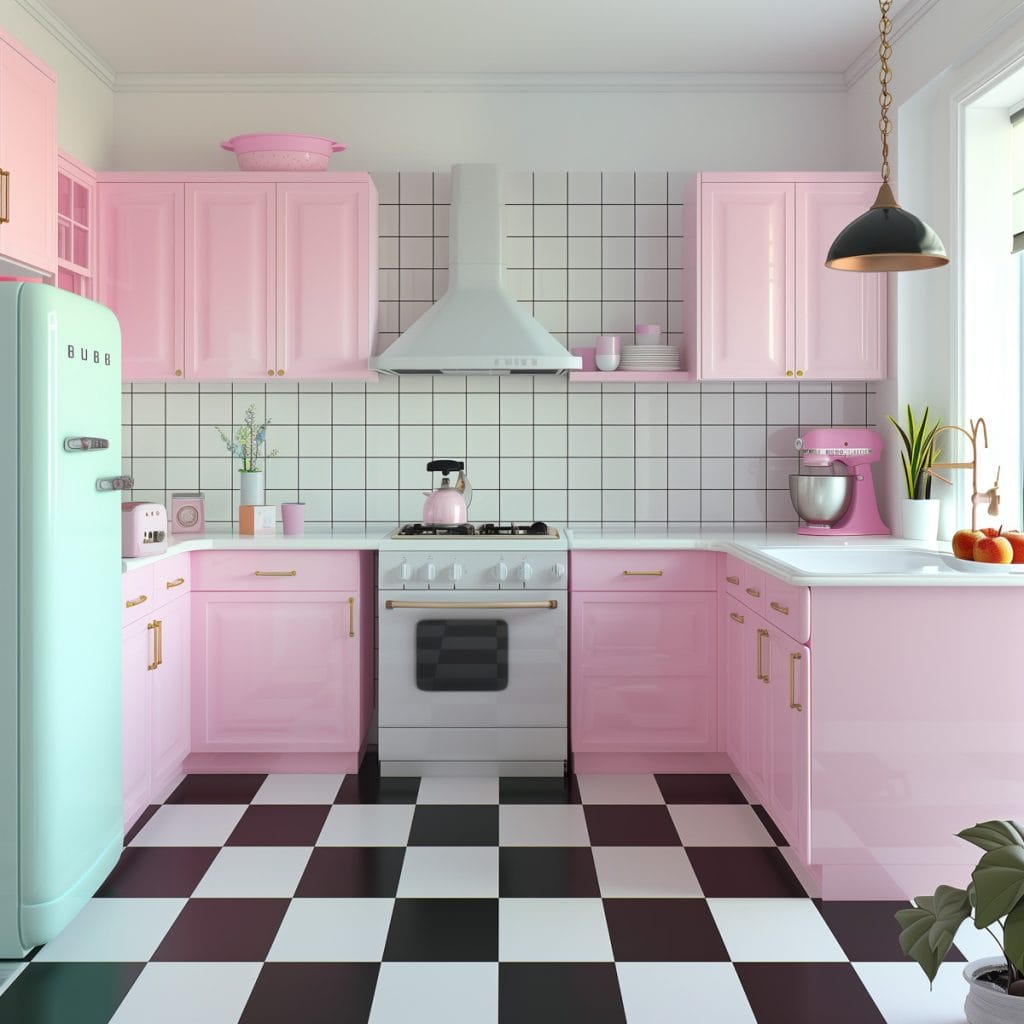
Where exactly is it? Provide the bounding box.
[190,550,360,592]
[149,597,190,797]
[570,550,716,592]
[121,616,153,831]
[721,595,749,773]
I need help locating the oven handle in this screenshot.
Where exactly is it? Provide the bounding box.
[385,599,559,610]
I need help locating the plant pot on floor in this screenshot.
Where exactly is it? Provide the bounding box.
[900,498,940,541]
[239,470,264,506]
[965,958,1024,1024]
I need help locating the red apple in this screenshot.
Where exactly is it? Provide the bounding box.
[1003,530,1024,564]
[981,527,1001,538]
[952,529,984,560]
[974,535,1013,564]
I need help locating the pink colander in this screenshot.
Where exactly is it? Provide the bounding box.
[220,133,347,172]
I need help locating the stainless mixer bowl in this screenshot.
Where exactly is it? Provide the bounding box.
[789,475,854,526]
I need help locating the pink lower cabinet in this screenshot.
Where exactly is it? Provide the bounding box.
[121,615,153,830]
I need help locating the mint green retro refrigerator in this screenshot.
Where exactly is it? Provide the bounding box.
[0,282,125,957]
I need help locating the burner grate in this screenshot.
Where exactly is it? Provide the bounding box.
[393,521,556,539]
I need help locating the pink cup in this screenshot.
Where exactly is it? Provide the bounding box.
[595,334,621,355]
[281,502,305,536]
[570,346,597,371]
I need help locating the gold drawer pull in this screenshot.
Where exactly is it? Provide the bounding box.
[729,611,745,624]
[746,586,761,598]
[348,596,355,638]
[147,620,158,670]
[770,600,790,615]
[166,577,186,589]
[725,575,740,585]
[622,570,663,576]
[125,594,148,608]
[789,652,803,711]
[756,628,769,683]
[254,570,297,577]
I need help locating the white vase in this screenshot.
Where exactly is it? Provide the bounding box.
[239,470,264,506]
[900,498,940,541]
[964,957,1024,1024]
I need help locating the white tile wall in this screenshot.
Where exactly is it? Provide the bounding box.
[121,171,876,527]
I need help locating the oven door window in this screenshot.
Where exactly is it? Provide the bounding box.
[416,619,509,691]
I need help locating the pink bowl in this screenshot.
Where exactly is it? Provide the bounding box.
[220,133,346,172]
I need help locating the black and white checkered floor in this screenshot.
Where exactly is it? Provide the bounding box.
[0,756,991,1022]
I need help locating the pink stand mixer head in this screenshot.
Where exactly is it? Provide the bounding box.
[793,427,890,536]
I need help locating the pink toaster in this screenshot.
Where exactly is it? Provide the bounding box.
[122,502,168,558]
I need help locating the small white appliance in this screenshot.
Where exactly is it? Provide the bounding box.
[122,501,168,557]
[170,491,205,533]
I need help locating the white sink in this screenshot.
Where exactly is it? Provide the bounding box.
[759,546,947,575]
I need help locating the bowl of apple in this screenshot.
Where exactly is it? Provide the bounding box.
[945,527,1024,573]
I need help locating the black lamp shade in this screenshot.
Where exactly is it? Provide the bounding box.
[825,202,949,272]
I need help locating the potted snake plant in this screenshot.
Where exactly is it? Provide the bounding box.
[897,820,1024,1023]
[888,405,942,540]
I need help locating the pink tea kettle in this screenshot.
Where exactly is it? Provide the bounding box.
[422,459,468,526]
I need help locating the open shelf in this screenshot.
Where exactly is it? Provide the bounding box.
[569,370,695,383]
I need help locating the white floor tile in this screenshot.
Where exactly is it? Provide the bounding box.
[498,805,590,847]
[853,961,969,1024]
[499,898,613,961]
[251,773,345,805]
[369,963,499,1024]
[575,774,665,805]
[593,846,703,898]
[0,962,27,997]
[950,920,1003,961]
[317,805,415,846]
[108,962,261,1024]
[668,804,775,846]
[33,899,186,963]
[616,962,758,1024]
[267,898,395,962]
[708,898,847,962]
[397,847,499,898]
[191,846,313,898]
[129,805,247,847]
[416,777,499,805]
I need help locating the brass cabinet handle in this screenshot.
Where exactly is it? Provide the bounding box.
[155,619,163,668]
[756,628,769,683]
[254,570,297,577]
[729,611,745,624]
[725,575,740,585]
[147,620,158,670]
[175,369,183,377]
[386,599,558,610]
[770,600,790,615]
[166,577,186,589]
[0,168,9,224]
[622,570,664,576]
[348,596,355,638]
[789,652,803,711]
[126,594,148,608]
[746,586,761,598]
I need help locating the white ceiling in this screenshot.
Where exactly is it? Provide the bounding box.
[36,0,915,77]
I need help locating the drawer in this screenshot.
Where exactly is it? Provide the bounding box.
[570,550,716,592]
[122,564,155,627]
[763,573,810,644]
[191,550,361,592]
[722,554,765,615]
[153,552,190,607]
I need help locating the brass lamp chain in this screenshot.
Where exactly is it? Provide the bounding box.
[877,0,893,185]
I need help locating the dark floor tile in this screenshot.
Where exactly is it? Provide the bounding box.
[688,846,807,898]
[583,805,681,846]
[654,773,747,804]
[124,804,160,845]
[736,963,886,1024]
[164,773,267,805]
[499,963,625,1024]
[384,899,498,961]
[239,963,378,1024]
[751,804,789,845]
[95,846,218,898]
[295,846,405,898]
[408,805,499,846]
[226,805,330,846]
[499,776,582,804]
[335,774,421,805]
[604,898,730,961]
[0,962,144,1024]
[151,898,289,962]
[499,847,600,897]
[814,899,966,963]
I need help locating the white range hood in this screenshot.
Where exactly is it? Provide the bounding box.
[370,164,582,375]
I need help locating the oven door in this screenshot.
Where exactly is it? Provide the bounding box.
[377,589,567,728]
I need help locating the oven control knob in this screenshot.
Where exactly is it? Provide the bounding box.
[449,562,464,582]
[424,561,438,582]
[399,559,412,582]
[493,560,509,582]
[518,561,534,582]
[552,562,566,580]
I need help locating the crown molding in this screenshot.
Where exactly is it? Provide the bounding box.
[843,0,943,87]
[13,0,116,88]
[112,70,847,95]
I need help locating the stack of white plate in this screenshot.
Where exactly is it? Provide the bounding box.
[618,344,680,371]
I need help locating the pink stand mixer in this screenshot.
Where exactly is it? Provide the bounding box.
[790,427,890,536]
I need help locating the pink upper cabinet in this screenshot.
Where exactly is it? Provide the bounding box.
[0,31,56,275]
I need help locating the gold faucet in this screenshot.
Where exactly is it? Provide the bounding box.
[926,417,999,531]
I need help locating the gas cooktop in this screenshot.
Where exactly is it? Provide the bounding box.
[392,521,559,539]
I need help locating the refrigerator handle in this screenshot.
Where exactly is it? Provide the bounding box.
[64,436,110,452]
[96,475,134,492]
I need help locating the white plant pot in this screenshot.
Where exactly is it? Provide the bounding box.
[900,498,940,541]
[239,470,264,507]
[965,957,1024,1024]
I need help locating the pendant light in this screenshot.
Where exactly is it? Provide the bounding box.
[826,0,949,272]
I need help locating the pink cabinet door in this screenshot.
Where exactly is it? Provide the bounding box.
[768,629,811,860]
[122,616,154,831]
[185,183,275,380]
[150,597,189,796]
[570,592,717,753]
[700,181,793,380]
[0,37,56,274]
[276,182,371,378]
[795,182,886,380]
[98,182,184,380]
[191,591,359,752]
[721,595,750,774]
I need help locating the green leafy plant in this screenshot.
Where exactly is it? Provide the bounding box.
[897,820,1024,993]
[888,405,941,500]
[214,404,277,473]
